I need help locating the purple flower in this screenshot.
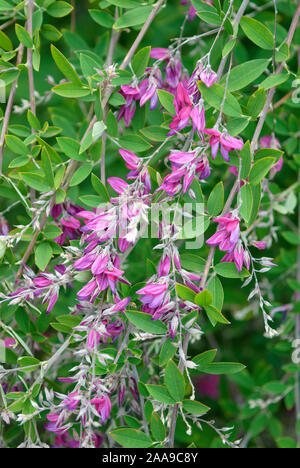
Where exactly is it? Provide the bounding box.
[200,67,217,88]
[207,213,248,273]
[204,128,244,162]
[252,241,267,250]
[0,217,9,235]
[137,282,168,309]
[91,396,111,424]
[169,82,193,135]
[4,337,17,348]
[159,150,210,196]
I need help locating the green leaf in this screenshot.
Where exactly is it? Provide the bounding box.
[247,183,261,226]
[17,356,40,372]
[41,24,62,42]
[215,263,250,278]
[0,30,13,51]
[15,24,33,48]
[159,338,177,367]
[91,174,110,201]
[192,0,221,25]
[282,231,300,245]
[125,311,167,335]
[240,141,252,179]
[165,360,185,402]
[198,82,242,117]
[157,89,175,114]
[51,45,82,85]
[222,38,236,57]
[240,184,253,223]
[27,110,41,131]
[182,400,210,416]
[123,415,141,429]
[35,242,52,270]
[5,135,28,155]
[56,315,82,328]
[151,412,166,442]
[195,289,213,307]
[118,135,152,152]
[207,276,224,311]
[199,362,246,375]
[114,6,153,29]
[70,164,92,187]
[207,182,224,216]
[192,349,217,368]
[221,59,270,92]
[146,384,177,405]
[52,83,90,98]
[240,17,274,50]
[249,157,275,186]
[89,9,114,28]
[204,305,230,325]
[259,73,289,90]
[8,155,30,168]
[57,137,86,162]
[263,381,288,395]
[44,224,63,240]
[180,254,206,272]
[110,428,152,448]
[79,195,104,207]
[175,284,196,303]
[108,0,140,6]
[20,173,51,192]
[41,147,55,188]
[51,322,72,333]
[140,126,169,142]
[277,437,297,449]
[106,111,118,138]
[47,1,73,18]
[132,46,151,77]
[247,89,266,118]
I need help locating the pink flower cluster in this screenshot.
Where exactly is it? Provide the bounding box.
[159,149,210,196]
[207,213,250,273]
[51,201,83,246]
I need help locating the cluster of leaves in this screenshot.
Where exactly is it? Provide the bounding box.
[0,0,299,449]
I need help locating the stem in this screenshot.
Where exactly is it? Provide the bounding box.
[101,9,121,183]
[27,0,36,116]
[0,45,24,175]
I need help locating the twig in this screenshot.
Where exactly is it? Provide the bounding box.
[101,8,121,183]
[0,18,16,31]
[27,0,36,116]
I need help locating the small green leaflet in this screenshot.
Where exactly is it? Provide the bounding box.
[125,311,167,335]
[164,360,185,402]
[110,428,152,448]
[240,17,274,50]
